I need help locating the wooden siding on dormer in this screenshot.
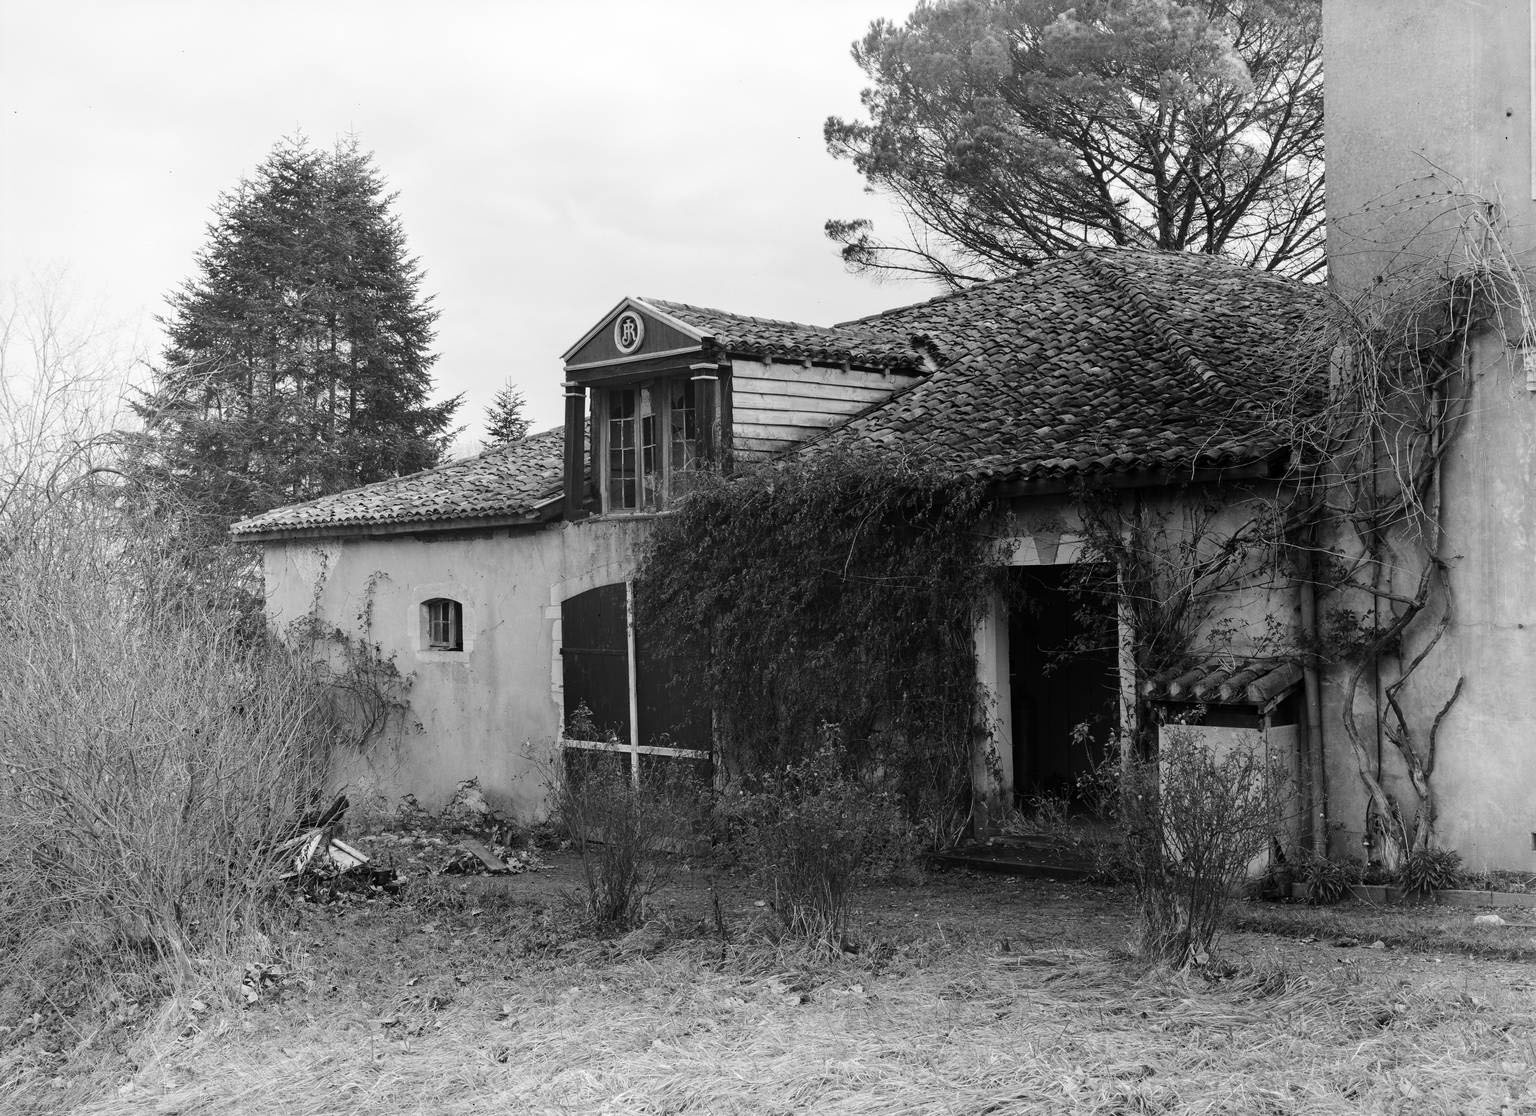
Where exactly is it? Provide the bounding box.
[566,307,701,369]
[729,357,922,462]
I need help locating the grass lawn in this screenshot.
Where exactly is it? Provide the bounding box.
[12,848,1536,1115]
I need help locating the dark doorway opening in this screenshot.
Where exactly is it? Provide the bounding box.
[1007,565,1120,807]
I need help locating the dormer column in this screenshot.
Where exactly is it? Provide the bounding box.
[563,380,587,520]
[689,362,720,467]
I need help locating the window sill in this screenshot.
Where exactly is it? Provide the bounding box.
[416,648,469,663]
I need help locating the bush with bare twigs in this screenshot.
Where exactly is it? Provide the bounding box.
[0,281,339,1052]
[551,749,703,933]
[733,745,917,951]
[0,519,340,1018]
[1123,730,1287,968]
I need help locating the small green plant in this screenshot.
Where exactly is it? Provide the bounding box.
[1398,846,1463,897]
[734,744,915,951]
[1070,729,1125,823]
[564,700,619,744]
[1001,791,1070,836]
[1123,729,1286,968]
[552,750,700,933]
[1302,853,1363,906]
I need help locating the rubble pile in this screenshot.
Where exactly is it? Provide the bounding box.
[279,781,551,903]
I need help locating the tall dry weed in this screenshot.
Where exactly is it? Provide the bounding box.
[0,285,338,1040]
[0,519,336,1000]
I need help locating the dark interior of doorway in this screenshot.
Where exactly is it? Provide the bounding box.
[1007,564,1120,808]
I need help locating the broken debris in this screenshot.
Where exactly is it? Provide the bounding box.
[279,796,401,898]
[442,839,547,876]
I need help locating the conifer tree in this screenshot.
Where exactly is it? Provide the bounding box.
[133,136,460,536]
[483,380,531,446]
[826,0,1325,284]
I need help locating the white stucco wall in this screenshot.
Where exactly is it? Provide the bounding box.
[1323,0,1536,871]
[262,517,653,820]
[973,488,1301,825]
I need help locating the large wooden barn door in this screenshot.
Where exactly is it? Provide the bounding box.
[560,583,631,743]
[561,581,712,785]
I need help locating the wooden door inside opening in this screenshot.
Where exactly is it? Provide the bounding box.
[1007,564,1119,808]
[560,582,713,785]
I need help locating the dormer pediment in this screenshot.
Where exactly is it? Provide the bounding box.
[562,298,706,371]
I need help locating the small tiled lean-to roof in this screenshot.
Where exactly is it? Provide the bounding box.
[811,247,1330,483]
[640,297,925,371]
[1141,658,1305,710]
[230,426,574,539]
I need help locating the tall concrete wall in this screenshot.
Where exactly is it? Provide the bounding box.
[1324,0,1536,869]
[262,518,652,821]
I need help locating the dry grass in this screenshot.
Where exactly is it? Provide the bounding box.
[9,859,1531,1116]
[1235,901,1536,962]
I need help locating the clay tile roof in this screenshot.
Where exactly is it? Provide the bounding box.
[229,426,575,538]
[235,248,1329,541]
[810,247,1331,483]
[1141,657,1305,708]
[641,297,924,370]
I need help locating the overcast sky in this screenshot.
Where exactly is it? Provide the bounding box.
[0,0,931,448]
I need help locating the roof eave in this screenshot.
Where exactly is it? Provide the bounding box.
[720,348,923,374]
[233,509,556,544]
[989,454,1288,498]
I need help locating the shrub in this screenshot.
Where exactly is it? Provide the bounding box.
[1398,846,1463,897]
[0,524,338,1024]
[1123,729,1286,967]
[0,298,343,1085]
[552,751,702,933]
[1303,853,1364,905]
[734,746,916,950]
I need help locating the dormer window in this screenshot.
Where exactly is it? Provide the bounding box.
[423,598,463,651]
[599,377,699,513]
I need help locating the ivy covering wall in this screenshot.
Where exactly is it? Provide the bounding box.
[633,450,1003,836]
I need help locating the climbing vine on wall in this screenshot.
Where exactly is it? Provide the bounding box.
[1071,488,1293,749]
[1274,181,1533,862]
[288,557,415,750]
[634,448,1005,839]
[1064,179,1534,862]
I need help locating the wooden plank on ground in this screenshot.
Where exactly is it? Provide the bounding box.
[459,838,509,873]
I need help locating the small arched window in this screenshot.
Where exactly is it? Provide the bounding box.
[423,598,463,651]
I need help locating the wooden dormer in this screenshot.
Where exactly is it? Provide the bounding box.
[559,296,926,520]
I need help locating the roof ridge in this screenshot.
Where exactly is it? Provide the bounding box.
[832,272,1021,327]
[641,297,839,334]
[1074,249,1226,391]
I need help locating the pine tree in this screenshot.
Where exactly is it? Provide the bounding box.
[134,136,460,535]
[483,380,531,446]
[825,0,1325,284]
